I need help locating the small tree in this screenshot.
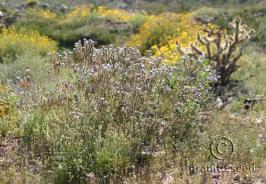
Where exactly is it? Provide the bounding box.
[178,17,255,86]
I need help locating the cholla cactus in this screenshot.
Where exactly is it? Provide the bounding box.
[178,17,255,86]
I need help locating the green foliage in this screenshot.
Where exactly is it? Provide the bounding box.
[0,53,58,89]
[128,14,147,33]
[193,1,266,48]
[0,27,57,64]
[232,44,266,97]
[0,85,19,137]
[14,8,132,48]
[127,13,180,52]
[22,109,51,151]
[0,166,45,184]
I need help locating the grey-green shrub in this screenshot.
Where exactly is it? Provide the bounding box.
[21,39,216,183]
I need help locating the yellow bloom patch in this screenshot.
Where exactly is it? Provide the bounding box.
[39,10,57,19]
[0,27,57,56]
[96,6,133,22]
[66,5,90,18]
[128,13,212,63]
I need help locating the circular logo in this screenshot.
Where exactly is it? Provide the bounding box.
[210,136,234,160]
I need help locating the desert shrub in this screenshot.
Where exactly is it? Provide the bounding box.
[25,0,39,8]
[192,7,227,18]
[127,13,207,59]
[22,109,54,154]
[15,8,89,47]
[65,5,142,23]
[0,84,19,137]
[127,13,180,52]
[96,6,131,21]
[20,40,216,183]
[151,13,208,63]
[65,5,91,19]
[0,53,60,90]
[233,44,266,97]
[0,27,57,62]
[32,8,57,19]
[192,1,266,48]
[128,14,147,33]
[252,17,266,48]
[136,1,166,14]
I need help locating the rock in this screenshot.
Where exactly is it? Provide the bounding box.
[57,4,68,13]
[160,171,174,184]
[0,10,4,21]
[86,172,96,184]
[194,16,218,24]
[257,134,264,145]
[227,96,234,103]
[234,174,241,183]
[0,11,3,24]
[243,175,252,184]
[243,97,265,110]
[211,173,220,183]
[215,97,224,109]
[255,118,263,125]
[117,3,128,10]
[5,16,17,26]
[198,111,212,122]
[253,175,265,184]
[244,99,254,110]
[212,173,220,179]
[16,3,26,10]
[39,3,49,9]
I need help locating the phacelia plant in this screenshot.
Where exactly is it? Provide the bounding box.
[20,39,217,183]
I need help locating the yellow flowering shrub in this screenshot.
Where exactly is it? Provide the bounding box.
[39,9,57,19]
[64,5,138,22]
[0,27,57,57]
[25,9,57,20]
[151,14,206,63]
[66,5,90,19]
[128,13,213,63]
[127,13,180,52]
[96,6,133,22]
